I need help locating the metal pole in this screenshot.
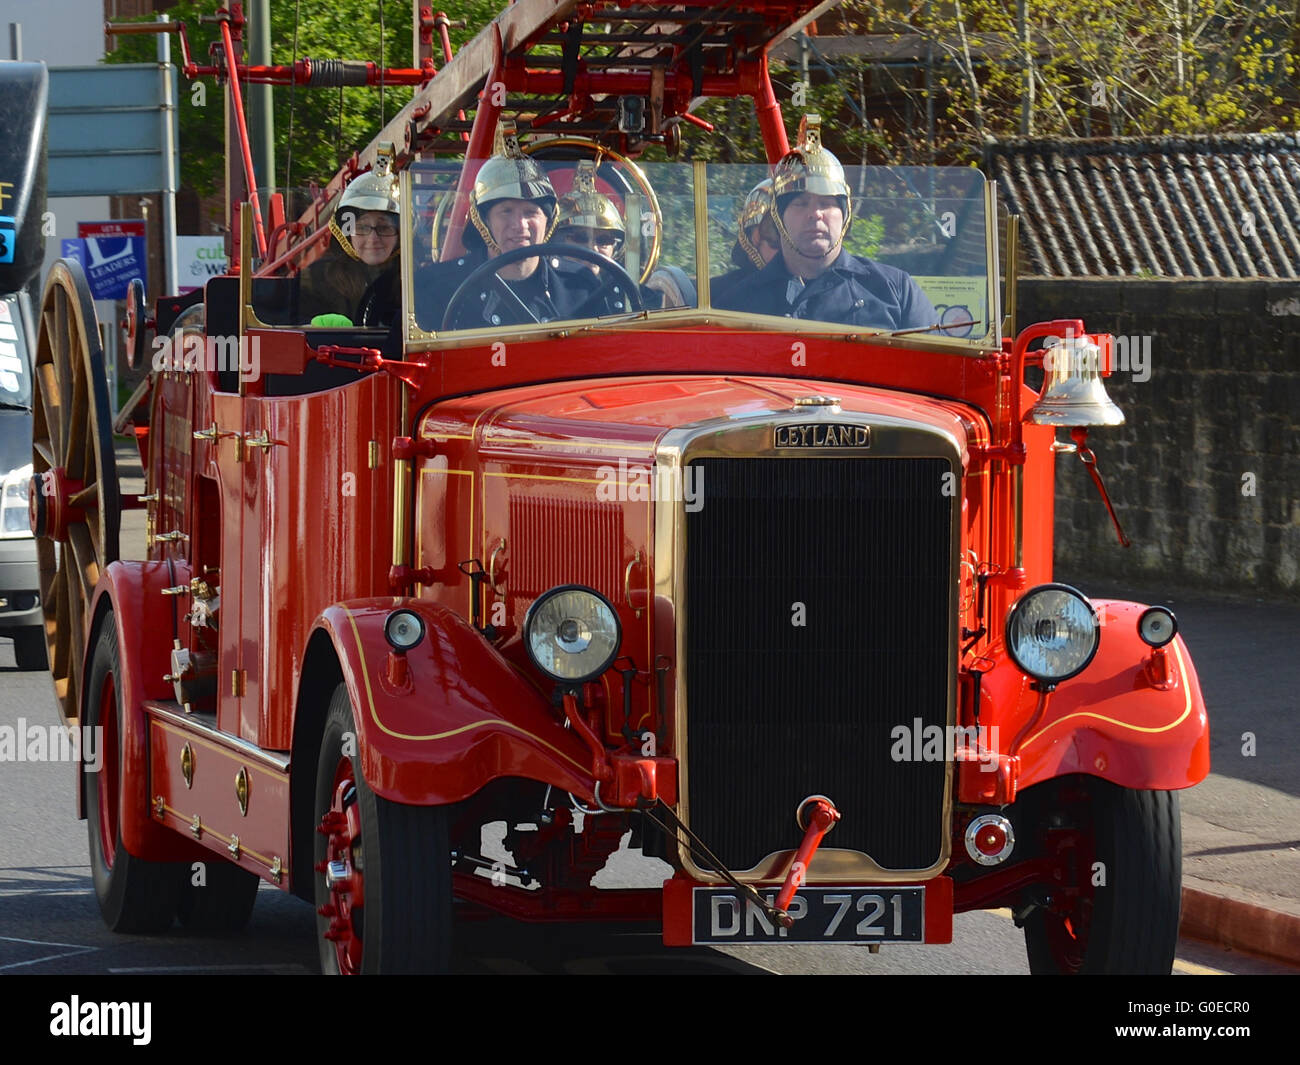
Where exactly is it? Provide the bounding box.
[158,15,179,294]
[248,0,274,200]
[8,22,21,60]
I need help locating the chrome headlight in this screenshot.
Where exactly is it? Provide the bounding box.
[0,464,33,540]
[384,609,425,651]
[1138,606,1177,647]
[524,586,621,686]
[1005,584,1100,685]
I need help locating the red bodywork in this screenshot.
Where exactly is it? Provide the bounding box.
[72,0,1208,956]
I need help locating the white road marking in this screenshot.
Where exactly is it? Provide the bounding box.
[0,935,98,971]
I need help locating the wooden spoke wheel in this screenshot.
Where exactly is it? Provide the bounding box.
[29,260,121,725]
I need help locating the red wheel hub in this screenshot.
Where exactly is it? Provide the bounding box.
[317,771,365,974]
[29,466,85,543]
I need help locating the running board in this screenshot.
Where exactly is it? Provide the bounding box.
[144,700,292,889]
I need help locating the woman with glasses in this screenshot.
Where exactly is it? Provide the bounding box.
[299,149,402,326]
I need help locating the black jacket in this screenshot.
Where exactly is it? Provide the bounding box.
[413,252,629,332]
[714,250,938,331]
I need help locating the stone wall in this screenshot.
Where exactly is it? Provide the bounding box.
[1018,279,1300,599]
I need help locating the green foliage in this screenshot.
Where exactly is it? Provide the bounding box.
[860,0,1300,160]
[106,0,501,200]
[105,0,1299,209]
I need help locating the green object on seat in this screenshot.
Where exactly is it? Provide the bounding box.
[310,313,354,327]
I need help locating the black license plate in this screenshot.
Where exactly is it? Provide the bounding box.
[692,886,925,944]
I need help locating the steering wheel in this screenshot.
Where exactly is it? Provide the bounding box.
[356,270,398,328]
[440,242,644,331]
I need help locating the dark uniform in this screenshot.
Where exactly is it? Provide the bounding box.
[714,249,938,331]
[709,265,754,308]
[414,251,637,331]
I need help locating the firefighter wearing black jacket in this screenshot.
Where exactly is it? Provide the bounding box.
[414,124,617,331]
[715,116,938,332]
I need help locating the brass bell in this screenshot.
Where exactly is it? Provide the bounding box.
[1025,335,1124,427]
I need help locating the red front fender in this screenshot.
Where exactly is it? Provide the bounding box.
[315,599,598,805]
[978,599,1210,793]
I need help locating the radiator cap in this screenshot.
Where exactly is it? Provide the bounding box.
[792,395,841,409]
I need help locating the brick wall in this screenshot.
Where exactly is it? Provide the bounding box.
[1018,279,1300,599]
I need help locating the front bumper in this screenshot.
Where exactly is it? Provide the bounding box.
[0,536,42,633]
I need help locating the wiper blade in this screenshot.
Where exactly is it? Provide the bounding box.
[872,318,983,340]
[571,309,650,332]
[0,401,32,413]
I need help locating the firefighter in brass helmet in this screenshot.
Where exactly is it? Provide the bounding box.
[299,143,402,326]
[711,178,780,304]
[715,116,937,330]
[554,160,626,272]
[414,123,624,330]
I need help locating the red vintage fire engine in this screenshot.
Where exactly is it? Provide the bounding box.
[30,0,1207,974]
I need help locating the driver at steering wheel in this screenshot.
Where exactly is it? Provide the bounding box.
[414,123,618,330]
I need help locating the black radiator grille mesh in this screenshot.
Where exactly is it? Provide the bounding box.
[683,457,952,872]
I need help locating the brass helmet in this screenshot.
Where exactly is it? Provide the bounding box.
[467,120,557,253]
[331,142,400,261]
[736,178,774,269]
[770,115,853,255]
[555,160,625,253]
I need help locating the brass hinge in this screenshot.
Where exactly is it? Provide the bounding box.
[231,669,246,697]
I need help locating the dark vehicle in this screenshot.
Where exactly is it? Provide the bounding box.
[0,62,48,669]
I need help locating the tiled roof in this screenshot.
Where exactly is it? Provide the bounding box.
[983,134,1300,278]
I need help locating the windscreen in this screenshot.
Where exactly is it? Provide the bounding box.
[407,156,697,335]
[398,158,992,343]
[706,163,991,339]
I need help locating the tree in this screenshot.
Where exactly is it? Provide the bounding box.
[107,0,500,204]
[819,0,1300,162]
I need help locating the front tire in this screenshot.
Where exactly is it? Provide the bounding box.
[1023,776,1181,974]
[313,684,452,973]
[85,619,182,933]
[176,860,260,934]
[13,629,48,671]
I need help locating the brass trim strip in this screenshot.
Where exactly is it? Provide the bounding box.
[692,159,710,310]
[157,802,277,868]
[148,711,291,773]
[399,308,1000,356]
[1020,639,1195,750]
[338,607,591,774]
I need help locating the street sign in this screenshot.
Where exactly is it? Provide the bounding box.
[175,235,226,294]
[46,65,179,197]
[72,221,146,300]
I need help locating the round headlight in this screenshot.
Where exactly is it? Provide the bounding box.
[1138,606,1178,647]
[524,586,621,686]
[384,610,425,651]
[1005,584,1100,685]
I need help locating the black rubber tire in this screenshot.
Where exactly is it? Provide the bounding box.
[12,629,48,671]
[85,619,183,933]
[313,684,452,974]
[176,859,260,934]
[1024,776,1181,974]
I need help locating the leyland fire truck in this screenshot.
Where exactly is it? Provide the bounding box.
[29,0,1206,974]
